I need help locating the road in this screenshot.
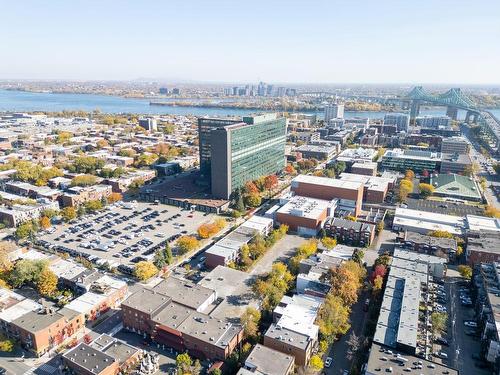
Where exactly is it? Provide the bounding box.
[325,290,369,375]
[461,124,500,210]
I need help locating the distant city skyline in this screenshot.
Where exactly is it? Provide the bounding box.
[1,0,499,84]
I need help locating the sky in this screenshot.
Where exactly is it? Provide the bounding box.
[1,0,499,84]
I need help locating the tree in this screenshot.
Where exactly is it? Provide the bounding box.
[83,334,92,344]
[244,181,259,195]
[317,294,351,342]
[330,261,365,306]
[0,241,15,271]
[284,164,297,175]
[9,259,47,288]
[428,230,453,238]
[374,253,391,267]
[67,156,105,174]
[352,249,364,264]
[373,275,384,292]
[321,236,337,250]
[485,205,500,218]
[176,236,199,254]
[309,355,324,372]
[96,139,109,149]
[264,175,278,191]
[128,178,145,192]
[0,335,14,352]
[154,243,173,269]
[431,312,447,334]
[376,221,385,234]
[134,261,158,281]
[346,332,362,360]
[176,353,193,375]
[418,183,435,199]
[398,179,414,202]
[235,191,245,213]
[458,265,472,280]
[254,262,293,311]
[210,369,222,375]
[61,207,77,222]
[70,174,97,187]
[15,220,38,240]
[39,216,51,230]
[240,307,261,338]
[404,169,415,180]
[37,268,58,297]
[244,193,262,208]
[107,192,123,203]
[84,199,103,213]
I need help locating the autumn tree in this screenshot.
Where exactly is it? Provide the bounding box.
[39,216,51,230]
[398,179,414,202]
[321,236,337,250]
[254,263,293,311]
[244,181,259,194]
[244,193,262,208]
[329,260,366,306]
[317,294,351,342]
[61,206,77,222]
[176,236,199,254]
[458,265,472,280]
[240,307,261,339]
[309,355,324,372]
[418,183,435,199]
[176,352,193,375]
[264,175,278,190]
[108,192,123,203]
[134,261,158,281]
[485,205,500,218]
[37,268,58,297]
[284,164,297,175]
[431,312,447,334]
[428,230,453,238]
[404,169,415,180]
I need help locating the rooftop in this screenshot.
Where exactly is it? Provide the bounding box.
[430,173,480,200]
[366,342,458,375]
[63,343,117,373]
[153,277,215,311]
[121,288,170,316]
[243,344,294,375]
[292,174,363,190]
[403,231,457,251]
[12,307,80,334]
[265,323,312,350]
[277,195,333,220]
[383,148,442,161]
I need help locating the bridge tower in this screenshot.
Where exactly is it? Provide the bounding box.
[446,106,458,120]
[410,100,421,119]
[465,111,479,124]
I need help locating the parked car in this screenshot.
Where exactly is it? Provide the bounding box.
[324,357,333,368]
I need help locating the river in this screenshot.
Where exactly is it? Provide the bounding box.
[1,89,499,119]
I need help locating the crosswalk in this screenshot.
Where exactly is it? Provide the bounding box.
[23,362,58,375]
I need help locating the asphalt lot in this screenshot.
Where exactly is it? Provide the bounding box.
[405,197,484,216]
[37,201,214,268]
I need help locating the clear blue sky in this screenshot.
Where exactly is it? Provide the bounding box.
[1,0,499,84]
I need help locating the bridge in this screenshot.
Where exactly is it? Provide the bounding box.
[403,86,480,122]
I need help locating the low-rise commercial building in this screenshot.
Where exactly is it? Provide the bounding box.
[339,172,396,203]
[466,231,500,265]
[440,152,473,174]
[351,161,377,176]
[441,136,469,154]
[275,195,335,236]
[0,199,59,227]
[430,173,481,202]
[400,231,457,261]
[294,144,337,161]
[335,147,377,165]
[290,174,364,216]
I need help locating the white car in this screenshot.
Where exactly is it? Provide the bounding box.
[324,357,333,368]
[464,321,478,328]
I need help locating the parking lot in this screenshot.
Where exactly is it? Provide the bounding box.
[37,201,214,272]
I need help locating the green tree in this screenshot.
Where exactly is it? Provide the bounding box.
[84,200,103,213]
[418,183,435,199]
[9,259,48,288]
[244,193,262,208]
[70,174,97,187]
[209,369,222,375]
[15,220,38,240]
[154,243,173,268]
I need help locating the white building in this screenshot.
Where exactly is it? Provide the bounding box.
[324,104,344,122]
[384,113,410,132]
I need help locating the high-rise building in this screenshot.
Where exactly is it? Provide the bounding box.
[324,104,344,122]
[197,117,241,178]
[383,113,410,132]
[209,114,286,199]
[159,87,168,94]
[138,117,157,132]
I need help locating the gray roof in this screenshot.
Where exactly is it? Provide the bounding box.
[153,277,215,310]
[121,288,171,316]
[63,343,116,373]
[467,231,500,255]
[326,217,374,232]
[90,334,141,365]
[243,344,294,375]
[264,324,311,350]
[404,231,457,251]
[12,307,80,334]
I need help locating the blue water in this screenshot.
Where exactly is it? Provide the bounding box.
[0,89,499,119]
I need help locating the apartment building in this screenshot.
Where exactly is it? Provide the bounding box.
[61,184,112,207]
[323,217,375,246]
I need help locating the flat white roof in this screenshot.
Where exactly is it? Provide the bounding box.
[292,174,363,190]
[466,215,500,232]
[274,294,322,339]
[50,259,87,279]
[65,292,106,314]
[394,207,464,235]
[0,299,41,323]
[277,195,331,220]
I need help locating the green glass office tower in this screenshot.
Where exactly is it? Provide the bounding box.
[209,114,286,199]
